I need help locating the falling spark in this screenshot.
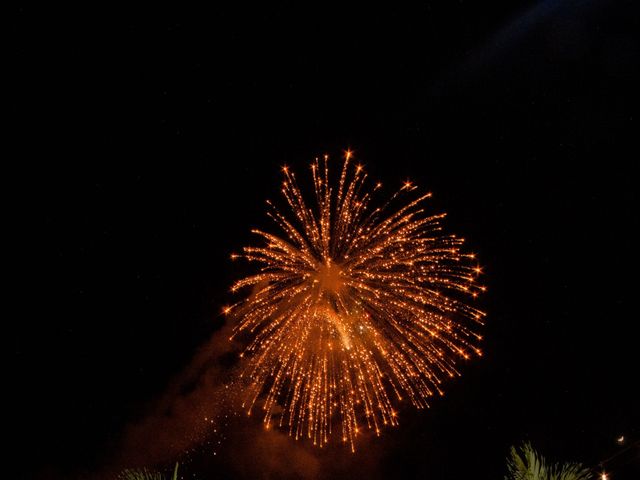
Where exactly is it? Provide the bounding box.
[226,151,485,450]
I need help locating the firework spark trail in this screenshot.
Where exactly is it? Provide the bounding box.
[226,151,485,451]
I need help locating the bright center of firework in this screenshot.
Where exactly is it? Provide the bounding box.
[315,259,344,295]
[228,151,485,450]
[314,260,352,349]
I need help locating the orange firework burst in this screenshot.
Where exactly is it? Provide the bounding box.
[226,150,485,450]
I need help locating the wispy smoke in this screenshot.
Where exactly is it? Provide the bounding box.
[88,317,390,480]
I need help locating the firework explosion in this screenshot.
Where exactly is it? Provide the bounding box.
[226,151,485,450]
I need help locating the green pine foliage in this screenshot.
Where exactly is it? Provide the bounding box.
[505,443,592,480]
[119,462,181,480]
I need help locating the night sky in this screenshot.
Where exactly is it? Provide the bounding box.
[11,2,639,479]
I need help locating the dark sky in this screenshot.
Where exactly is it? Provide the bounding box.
[10,2,639,479]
